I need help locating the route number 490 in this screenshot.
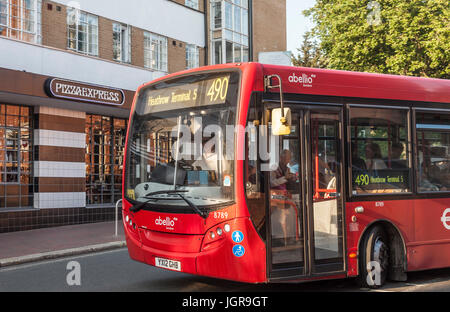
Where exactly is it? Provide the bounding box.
[355,174,370,186]
[207,77,229,102]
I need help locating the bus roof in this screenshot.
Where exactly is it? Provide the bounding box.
[138,63,450,104]
[260,63,450,104]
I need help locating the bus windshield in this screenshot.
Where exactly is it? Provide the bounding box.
[124,71,240,213]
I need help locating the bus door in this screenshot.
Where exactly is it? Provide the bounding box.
[264,105,345,280]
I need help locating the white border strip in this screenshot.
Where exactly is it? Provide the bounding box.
[34,192,86,209]
[34,161,85,178]
[34,129,86,149]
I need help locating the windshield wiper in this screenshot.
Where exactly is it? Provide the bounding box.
[130,190,208,219]
[177,192,208,219]
[130,190,188,213]
[144,189,188,197]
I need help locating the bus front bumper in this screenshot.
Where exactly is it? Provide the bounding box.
[123,217,267,283]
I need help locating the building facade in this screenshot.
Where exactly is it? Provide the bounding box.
[0,0,286,233]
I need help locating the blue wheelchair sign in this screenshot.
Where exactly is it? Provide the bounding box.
[232,231,244,243]
[232,245,245,257]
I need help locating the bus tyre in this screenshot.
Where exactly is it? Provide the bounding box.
[358,226,389,288]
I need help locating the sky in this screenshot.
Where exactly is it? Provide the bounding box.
[286,0,317,56]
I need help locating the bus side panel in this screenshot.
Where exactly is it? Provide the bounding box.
[346,200,414,276]
[196,217,267,283]
[409,197,450,271]
[348,197,450,274]
[345,202,360,277]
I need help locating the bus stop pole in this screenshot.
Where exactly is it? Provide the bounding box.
[115,199,122,237]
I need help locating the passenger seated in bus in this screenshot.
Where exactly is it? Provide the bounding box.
[386,142,407,169]
[419,172,440,192]
[270,149,297,192]
[418,151,440,191]
[352,144,367,172]
[365,142,387,171]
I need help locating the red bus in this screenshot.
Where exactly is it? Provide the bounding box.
[122,63,450,287]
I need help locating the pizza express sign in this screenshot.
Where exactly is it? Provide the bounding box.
[45,78,125,106]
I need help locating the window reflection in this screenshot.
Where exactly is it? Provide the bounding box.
[416,113,450,192]
[0,104,33,209]
[86,115,127,206]
[350,107,411,194]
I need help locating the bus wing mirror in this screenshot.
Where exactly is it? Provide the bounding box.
[272,108,291,136]
[265,74,290,136]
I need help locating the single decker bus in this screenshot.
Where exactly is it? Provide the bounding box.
[122,63,450,287]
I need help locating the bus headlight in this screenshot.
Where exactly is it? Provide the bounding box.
[224,224,231,233]
[216,227,223,236]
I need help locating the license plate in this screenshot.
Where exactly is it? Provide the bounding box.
[155,257,181,272]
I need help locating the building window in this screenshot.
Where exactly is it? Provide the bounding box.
[210,0,249,64]
[211,1,221,28]
[86,115,126,206]
[144,32,168,72]
[0,0,42,44]
[186,44,199,69]
[67,8,98,56]
[350,107,411,195]
[185,0,199,10]
[416,112,450,192]
[113,23,131,63]
[0,104,33,209]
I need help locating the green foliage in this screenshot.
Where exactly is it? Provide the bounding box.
[292,31,327,68]
[303,0,449,78]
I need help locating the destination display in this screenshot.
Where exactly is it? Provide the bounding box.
[140,75,231,114]
[352,169,410,190]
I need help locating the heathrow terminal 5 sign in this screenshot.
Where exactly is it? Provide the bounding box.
[45,78,125,106]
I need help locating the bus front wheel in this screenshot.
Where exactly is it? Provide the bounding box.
[358,226,390,288]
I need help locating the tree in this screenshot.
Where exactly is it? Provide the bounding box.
[292,31,327,68]
[304,0,449,78]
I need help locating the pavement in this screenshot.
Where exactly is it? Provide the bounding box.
[0,221,126,268]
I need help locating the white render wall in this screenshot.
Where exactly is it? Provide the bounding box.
[0,37,165,91]
[53,0,205,47]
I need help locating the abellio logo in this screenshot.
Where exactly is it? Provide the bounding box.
[288,73,316,87]
[155,216,177,228]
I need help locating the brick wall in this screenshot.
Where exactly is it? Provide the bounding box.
[199,47,206,67]
[40,1,202,74]
[168,38,187,73]
[252,0,287,61]
[41,0,67,50]
[131,27,145,68]
[98,17,114,61]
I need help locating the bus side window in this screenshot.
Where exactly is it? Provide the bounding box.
[350,107,411,195]
[416,113,450,192]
